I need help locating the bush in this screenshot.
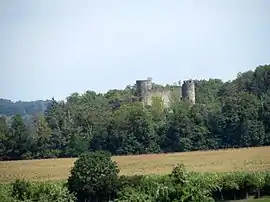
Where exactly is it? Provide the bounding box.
[0,184,16,202]
[9,179,75,202]
[115,186,153,202]
[67,151,119,202]
[2,165,270,201]
[167,164,214,202]
[31,181,76,202]
[12,179,32,201]
[116,175,144,191]
[115,164,215,202]
[115,166,270,202]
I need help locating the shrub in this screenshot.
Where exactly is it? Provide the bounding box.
[116,175,143,191]
[116,164,215,202]
[32,181,75,202]
[114,186,153,202]
[67,151,119,202]
[11,179,32,201]
[2,165,270,201]
[9,179,75,202]
[168,166,214,202]
[0,184,16,202]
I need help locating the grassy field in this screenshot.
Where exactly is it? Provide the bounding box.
[0,146,270,183]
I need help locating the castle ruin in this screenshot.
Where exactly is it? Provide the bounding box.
[135,77,195,107]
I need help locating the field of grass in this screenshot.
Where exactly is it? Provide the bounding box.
[0,146,270,183]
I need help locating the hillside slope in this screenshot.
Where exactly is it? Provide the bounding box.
[0,99,51,117]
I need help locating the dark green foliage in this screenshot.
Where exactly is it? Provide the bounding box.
[31,181,76,202]
[170,163,188,185]
[2,169,270,201]
[67,151,119,202]
[11,179,32,201]
[1,65,270,160]
[116,175,144,190]
[7,115,33,160]
[115,164,215,202]
[264,173,270,195]
[115,165,270,202]
[3,180,75,202]
[0,116,9,160]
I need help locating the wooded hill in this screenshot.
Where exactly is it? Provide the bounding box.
[1,64,270,160]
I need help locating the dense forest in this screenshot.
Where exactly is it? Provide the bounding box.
[1,65,270,160]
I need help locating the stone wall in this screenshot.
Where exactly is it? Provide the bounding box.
[135,78,195,106]
[145,89,171,107]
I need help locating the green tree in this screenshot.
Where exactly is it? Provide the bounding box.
[0,117,9,160]
[2,64,270,160]
[162,100,192,152]
[8,115,32,159]
[34,115,53,158]
[218,92,265,148]
[67,151,119,202]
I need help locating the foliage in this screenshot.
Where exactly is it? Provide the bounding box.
[2,63,270,201]
[0,184,16,202]
[0,180,75,202]
[67,151,119,202]
[0,99,51,117]
[115,165,270,202]
[2,168,270,201]
[1,65,270,161]
[12,179,32,201]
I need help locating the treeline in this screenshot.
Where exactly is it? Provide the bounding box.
[1,65,270,160]
[0,99,51,117]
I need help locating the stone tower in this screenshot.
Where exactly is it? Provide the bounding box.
[182,80,195,104]
[136,77,152,103]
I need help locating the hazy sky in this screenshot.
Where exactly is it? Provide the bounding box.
[1,0,270,101]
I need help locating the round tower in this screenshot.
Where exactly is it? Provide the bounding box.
[182,79,195,104]
[136,78,152,101]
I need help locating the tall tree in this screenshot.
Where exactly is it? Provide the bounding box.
[8,115,31,159]
[34,115,52,158]
[0,117,9,160]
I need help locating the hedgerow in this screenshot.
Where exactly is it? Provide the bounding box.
[1,165,270,201]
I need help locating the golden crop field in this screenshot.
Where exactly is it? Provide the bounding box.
[0,146,270,183]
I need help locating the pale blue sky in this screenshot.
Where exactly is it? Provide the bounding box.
[1,0,270,101]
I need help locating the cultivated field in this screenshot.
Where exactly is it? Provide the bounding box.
[0,146,270,183]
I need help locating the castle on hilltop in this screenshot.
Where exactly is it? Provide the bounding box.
[135,77,195,107]
[110,77,195,109]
